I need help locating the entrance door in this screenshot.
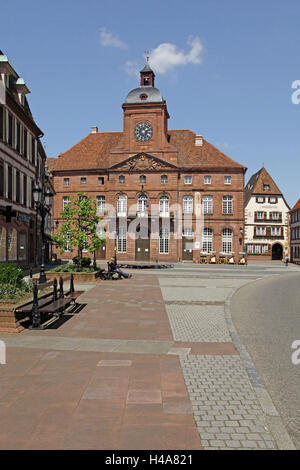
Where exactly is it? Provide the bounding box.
[182,237,193,260]
[135,236,150,261]
[272,243,283,260]
[96,244,106,259]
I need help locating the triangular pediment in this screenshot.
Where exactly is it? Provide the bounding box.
[109,153,179,172]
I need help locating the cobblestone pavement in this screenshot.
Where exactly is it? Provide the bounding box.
[0,262,298,450]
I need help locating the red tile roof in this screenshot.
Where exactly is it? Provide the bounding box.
[291,198,300,211]
[244,167,283,205]
[50,129,246,172]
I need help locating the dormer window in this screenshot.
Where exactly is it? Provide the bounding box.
[264,184,270,191]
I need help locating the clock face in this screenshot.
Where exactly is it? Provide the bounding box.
[134,122,153,142]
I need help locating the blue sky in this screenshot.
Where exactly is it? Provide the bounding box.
[1,0,300,206]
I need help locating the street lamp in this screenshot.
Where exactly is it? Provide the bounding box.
[33,181,53,283]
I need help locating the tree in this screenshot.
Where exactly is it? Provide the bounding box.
[52,193,104,270]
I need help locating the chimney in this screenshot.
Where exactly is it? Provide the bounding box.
[195,134,203,146]
[91,126,98,134]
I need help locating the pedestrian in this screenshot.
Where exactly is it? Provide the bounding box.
[285,254,289,267]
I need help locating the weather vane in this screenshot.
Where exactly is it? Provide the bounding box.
[144,50,151,62]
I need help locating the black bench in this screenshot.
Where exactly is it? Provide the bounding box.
[15,274,84,330]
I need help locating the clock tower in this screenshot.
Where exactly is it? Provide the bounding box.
[109,60,178,166]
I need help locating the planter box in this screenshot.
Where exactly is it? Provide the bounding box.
[46,271,102,283]
[0,294,33,333]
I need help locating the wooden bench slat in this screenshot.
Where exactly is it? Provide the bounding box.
[16,297,54,314]
[39,298,72,313]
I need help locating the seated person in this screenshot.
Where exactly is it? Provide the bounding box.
[108,258,132,279]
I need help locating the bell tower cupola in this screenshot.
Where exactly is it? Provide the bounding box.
[140,58,155,87]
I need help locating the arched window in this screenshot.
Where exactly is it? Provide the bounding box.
[117,195,127,216]
[159,195,169,216]
[183,196,193,214]
[140,175,146,185]
[203,228,213,253]
[137,194,148,214]
[222,228,233,254]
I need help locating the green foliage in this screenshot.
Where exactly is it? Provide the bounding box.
[0,263,31,299]
[72,256,91,268]
[52,193,105,269]
[50,265,96,273]
[0,263,25,286]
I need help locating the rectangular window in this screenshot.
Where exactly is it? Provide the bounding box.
[183,196,193,214]
[256,196,265,203]
[254,244,261,254]
[184,175,192,185]
[31,136,36,164]
[256,211,264,219]
[159,228,169,254]
[80,177,87,185]
[64,232,71,251]
[222,196,233,215]
[16,122,21,153]
[64,178,70,186]
[264,184,270,191]
[203,228,213,253]
[271,227,281,236]
[23,129,28,158]
[62,196,70,210]
[23,175,27,206]
[7,165,13,200]
[256,226,266,236]
[262,244,269,253]
[97,195,105,215]
[224,175,231,185]
[0,160,4,197]
[119,175,125,184]
[8,113,14,147]
[16,170,20,203]
[271,212,280,219]
[247,244,254,254]
[269,197,277,204]
[98,177,104,185]
[161,175,168,184]
[0,105,3,140]
[204,175,211,184]
[203,195,213,215]
[117,227,127,253]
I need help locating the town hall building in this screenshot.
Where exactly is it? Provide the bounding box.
[49,61,247,263]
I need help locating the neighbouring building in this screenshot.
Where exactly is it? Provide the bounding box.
[0,50,50,267]
[290,199,300,264]
[50,61,247,263]
[244,167,290,260]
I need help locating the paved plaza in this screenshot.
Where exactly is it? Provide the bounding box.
[0,262,298,450]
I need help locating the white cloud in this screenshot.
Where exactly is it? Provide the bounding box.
[148,37,203,74]
[124,60,139,77]
[99,28,127,49]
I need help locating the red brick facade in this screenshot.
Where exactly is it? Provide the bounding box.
[50,64,246,262]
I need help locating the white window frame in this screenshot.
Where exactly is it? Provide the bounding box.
[204,175,211,185]
[222,196,233,215]
[203,195,213,215]
[96,195,105,215]
[184,175,192,185]
[159,195,169,216]
[80,177,87,185]
[183,195,193,214]
[117,227,127,253]
[62,196,70,211]
[159,228,169,254]
[222,228,233,254]
[63,178,69,187]
[117,195,127,216]
[224,176,231,185]
[203,228,213,253]
[137,194,148,214]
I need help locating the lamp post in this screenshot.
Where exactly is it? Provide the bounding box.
[32,182,53,283]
